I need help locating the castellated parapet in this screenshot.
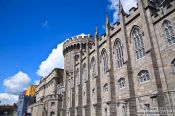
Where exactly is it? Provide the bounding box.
[63,34,93,56]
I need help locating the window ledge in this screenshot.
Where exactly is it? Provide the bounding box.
[139,80,150,85]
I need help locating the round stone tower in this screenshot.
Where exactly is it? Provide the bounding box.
[63,34,93,72]
[62,34,93,116]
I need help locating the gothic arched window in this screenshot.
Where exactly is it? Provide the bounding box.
[91,57,96,78]
[92,88,95,96]
[101,49,108,74]
[163,20,175,45]
[118,78,126,89]
[114,39,124,68]
[103,83,109,92]
[138,70,150,83]
[82,63,87,82]
[172,59,175,75]
[132,27,145,59]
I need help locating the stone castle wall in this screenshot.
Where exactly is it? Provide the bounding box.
[62,0,175,116]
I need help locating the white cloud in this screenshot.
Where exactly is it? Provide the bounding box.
[0,93,18,105]
[3,71,31,94]
[42,20,49,28]
[108,0,137,22]
[37,42,64,77]
[34,80,40,85]
[37,33,89,77]
[75,33,87,37]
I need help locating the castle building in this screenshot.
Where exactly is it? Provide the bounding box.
[62,0,175,116]
[27,68,64,116]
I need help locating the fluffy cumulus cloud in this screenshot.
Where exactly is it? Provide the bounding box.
[0,93,18,105]
[37,42,64,77]
[3,71,31,94]
[108,0,137,22]
[37,34,88,77]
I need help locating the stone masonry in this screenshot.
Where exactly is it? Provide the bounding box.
[27,68,64,116]
[62,0,175,116]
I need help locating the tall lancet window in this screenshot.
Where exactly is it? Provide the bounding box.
[172,59,175,75]
[82,63,87,82]
[91,57,96,78]
[75,68,80,85]
[132,27,145,59]
[163,20,175,45]
[101,49,108,74]
[114,39,124,68]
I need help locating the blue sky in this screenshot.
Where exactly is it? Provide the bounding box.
[0,0,136,104]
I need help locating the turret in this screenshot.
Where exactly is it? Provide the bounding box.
[95,25,98,39]
[118,0,125,16]
[105,15,110,36]
[63,34,93,56]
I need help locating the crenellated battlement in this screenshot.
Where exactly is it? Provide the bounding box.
[63,34,93,56]
[125,6,139,25]
[100,33,106,40]
[110,22,121,36]
[126,5,139,18]
[152,0,175,23]
[63,0,175,57]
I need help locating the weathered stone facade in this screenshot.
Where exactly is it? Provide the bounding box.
[27,68,64,116]
[62,0,175,116]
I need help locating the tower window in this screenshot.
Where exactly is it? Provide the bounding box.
[92,88,95,96]
[82,63,87,82]
[51,102,55,106]
[103,83,109,92]
[50,111,55,116]
[75,68,80,85]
